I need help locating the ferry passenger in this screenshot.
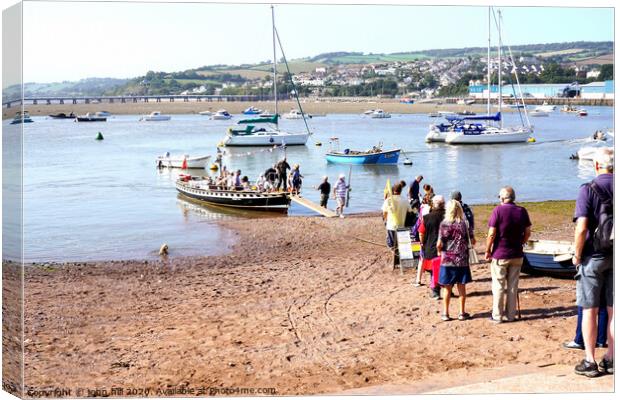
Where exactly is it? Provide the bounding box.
[316,176,331,208]
[381,182,412,249]
[276,158,291,191]
[409,175,424,210]
[419,195,446,299]
[291,164,303,195]
[333,174,349,218]
[264,164,278,186]
[241,176,251,190]
[256,174,267,192]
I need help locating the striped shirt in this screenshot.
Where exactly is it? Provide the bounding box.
[335,180,348,198]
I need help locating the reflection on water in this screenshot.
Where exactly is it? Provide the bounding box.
[15,107,613,261]
[177,195,287,221]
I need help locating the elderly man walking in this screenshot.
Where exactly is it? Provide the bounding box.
[485,186,531,323]
[572,147,614,377]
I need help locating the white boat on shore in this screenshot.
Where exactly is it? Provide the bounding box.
[140,111,171,121]
[156,153,211,169]
[211,110,233,120]
[370,109,391,119]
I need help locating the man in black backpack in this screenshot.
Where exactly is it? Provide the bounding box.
[573,147,614,378]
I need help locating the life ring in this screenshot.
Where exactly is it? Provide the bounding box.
[269,137,274,143]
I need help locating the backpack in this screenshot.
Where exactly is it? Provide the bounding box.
[590,182,613,254]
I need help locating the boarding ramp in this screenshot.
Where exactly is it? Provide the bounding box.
[289,195,338,218]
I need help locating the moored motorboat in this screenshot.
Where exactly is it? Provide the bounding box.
[176,176,290,212]
[10,111,34,124]
[577,109,588,117]
[199,110,213,116]
[243,106,263,115]
[96,111,111,117]
[282,109,310,119]
[75,112,106,122]
[370,109,391,119]
[529,110,550,117]
[211,109,233,120]
[523,239,576,276]
[156,153,211,169]
[140,111,171,121]
[49,112,76,119]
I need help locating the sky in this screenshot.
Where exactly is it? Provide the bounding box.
[21,0,615,83]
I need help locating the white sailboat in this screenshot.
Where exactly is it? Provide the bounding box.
[220,6,311,147]
[444,8,532,145]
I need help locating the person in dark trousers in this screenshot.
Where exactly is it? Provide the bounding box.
[276,157,291,191]
[572,147,614,377]
[564,292,609,350]
[316,176,331,208]
[409,175,423,209]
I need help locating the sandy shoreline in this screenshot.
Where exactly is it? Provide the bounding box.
[5,100,497,118]
[5,201,612,395]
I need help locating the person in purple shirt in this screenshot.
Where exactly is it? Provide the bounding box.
[485,186,531,323]
[572,147,614,378]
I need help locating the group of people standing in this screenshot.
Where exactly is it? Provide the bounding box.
[383,176,532,323]
[382,147,614,379]
[315,174,350,218]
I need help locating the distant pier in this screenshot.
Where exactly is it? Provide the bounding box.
[2,94,289,109]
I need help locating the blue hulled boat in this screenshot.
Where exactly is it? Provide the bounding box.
[326,147,401,164]
[10,111,34,124]
[522,240,576,276]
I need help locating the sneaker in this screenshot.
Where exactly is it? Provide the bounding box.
[599,358,614,374]
[575,359,600,378]
[563,341,585,350]
[430,291,440,299]
[596,343,608,349]
[412,282,422,287]
[458,312,471,321]
[489,317,502,324]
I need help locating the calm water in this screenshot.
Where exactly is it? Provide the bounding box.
[10,106,613,262]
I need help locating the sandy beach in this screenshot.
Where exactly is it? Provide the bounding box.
[4,100,495,119]
[4,201,612,396]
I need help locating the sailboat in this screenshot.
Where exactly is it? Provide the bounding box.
[220,6,311,147]
[443,8,533,145]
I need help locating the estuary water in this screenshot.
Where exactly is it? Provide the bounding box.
[10,106,613,262]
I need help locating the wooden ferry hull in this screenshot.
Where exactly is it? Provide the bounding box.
[176,181,290,212]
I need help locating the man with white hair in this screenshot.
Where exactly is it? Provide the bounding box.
[333,173,349,218]
[485,186,531,323]
[573,147,614,377]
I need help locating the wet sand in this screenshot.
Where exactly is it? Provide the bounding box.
[11,201,612,395]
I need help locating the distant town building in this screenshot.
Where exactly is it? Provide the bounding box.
[468,80,614,100]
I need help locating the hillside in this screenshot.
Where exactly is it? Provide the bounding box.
[306,41,613,64]
[7,41,612,100]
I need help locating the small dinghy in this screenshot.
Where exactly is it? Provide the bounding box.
[523,240,576,276]
[326,140,400,164]
[156,153,211,169]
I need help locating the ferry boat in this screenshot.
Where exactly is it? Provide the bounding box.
[10,111,34,124]
[156,154,211,169]
[140,111,171,121]
[219,6,311,147]
[75,112,107,122]
[176,176,290,212]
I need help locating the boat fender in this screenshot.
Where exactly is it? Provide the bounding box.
[527,137,536,143]
[209,163,219,171]
[269,137,274,143]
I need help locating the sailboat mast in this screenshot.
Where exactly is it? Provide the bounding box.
[271,5,278,119]
[497,9,503,128]
[487,6,491,117]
